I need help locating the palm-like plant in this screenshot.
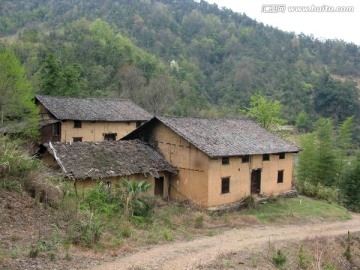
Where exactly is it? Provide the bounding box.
[121,179,152,217]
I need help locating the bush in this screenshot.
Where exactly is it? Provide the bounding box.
[71,212,103,246]
[297,180,339,202]
[272,249,287,267]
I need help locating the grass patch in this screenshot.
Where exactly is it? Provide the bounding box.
[242,196,351,223]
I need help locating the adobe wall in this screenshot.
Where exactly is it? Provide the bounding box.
[61,120,141,142]
[150,124,210,206]
[207,153,294,207]
[71,172,170,198]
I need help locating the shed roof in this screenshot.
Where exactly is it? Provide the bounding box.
[123,117,300,157]
[35,95,152,121]
[44,140,177,180]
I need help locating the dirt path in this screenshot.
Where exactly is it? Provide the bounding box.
[86,215,360,270]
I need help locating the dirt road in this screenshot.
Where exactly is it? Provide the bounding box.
[87,215,360,270]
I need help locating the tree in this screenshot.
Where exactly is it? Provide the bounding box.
[297,117,354,188]
[121,179,152,218]
[295,110,309,132]
[242,93,286,130]
[141,73,175,115]
[340,153,360,212]
[0,49,39,137]
[336,116,354,183]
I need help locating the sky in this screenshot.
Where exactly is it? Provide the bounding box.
[206,0,360,45]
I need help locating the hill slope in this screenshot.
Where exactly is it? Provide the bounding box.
[0,0,359,122]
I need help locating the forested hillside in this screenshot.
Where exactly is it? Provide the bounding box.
[0,0,359,125]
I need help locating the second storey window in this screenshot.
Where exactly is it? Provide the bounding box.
[279,153,285,159]
[221,177,230,194]
[222,157,230,165]
[242,155,250,163]
[74,120,82,128]
[263,154,270,161]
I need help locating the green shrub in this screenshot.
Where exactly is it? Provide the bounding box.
[82,183,120,215]
[194,214,204,228]
[71,212,103,246]
[297,180,339,202]
[0,136,41,190]
[272,249,287,267]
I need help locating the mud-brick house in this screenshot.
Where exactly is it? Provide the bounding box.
[42,140,177,197]
[122,117,300,207]
[35,95,152,144]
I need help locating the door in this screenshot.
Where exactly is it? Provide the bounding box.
[251,169,261,194]
[154,177,164,197]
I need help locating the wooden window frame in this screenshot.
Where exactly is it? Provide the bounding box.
[73,137,83,142]
[222,157,230,165]
[279,152,285,159]
[277,170,284,183]
[74,120,82,128]
[263,154,270,161]
[104,133,117,141]
[221,177,230,194]
[242,155,250,163]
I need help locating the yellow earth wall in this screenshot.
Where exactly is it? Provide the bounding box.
[151,124,210,206]
[61,120,140,142]
[72,173,170,198]
[256,153,294,195]
[208,156,250,206]
[207,153,294,207]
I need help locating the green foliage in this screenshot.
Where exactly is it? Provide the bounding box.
[314,73,359,122]
[297,118,338,187]
[70,211,103,246]
[297,181,339,202]
[295,110,310,132]
[0,136,41,190]
[272,249,287,267]
[242,94,286,131]
[121,179,152,218]
[0,49,39,138]
[340,153,360,212]
[194,214,204,228]
[1,1,358,122]
[82,183,120,216]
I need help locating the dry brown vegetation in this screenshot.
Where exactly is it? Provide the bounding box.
[200,232,360,270]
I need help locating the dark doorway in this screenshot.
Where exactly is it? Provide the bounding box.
[251,169,261,194]
[154,177,164,197]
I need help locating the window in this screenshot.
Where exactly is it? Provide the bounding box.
[222,157,230,165]
[104,133,117,141]
[279,153,285,159]
[73,137,82,142]
[221,177,230,194]
[242,155,250,163]
[74,120,82,128]
[263,154,270,161]
[136,121,142,128]
[277,170,284,183]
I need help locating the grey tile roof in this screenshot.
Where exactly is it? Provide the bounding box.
[124,117,300,157]
[36,95,152,121]
[44,140,178,180]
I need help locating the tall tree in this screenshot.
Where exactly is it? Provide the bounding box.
[141,73,175,115]
[340,153,360,212]
[0,49,38,137]
[242,93,286,131]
